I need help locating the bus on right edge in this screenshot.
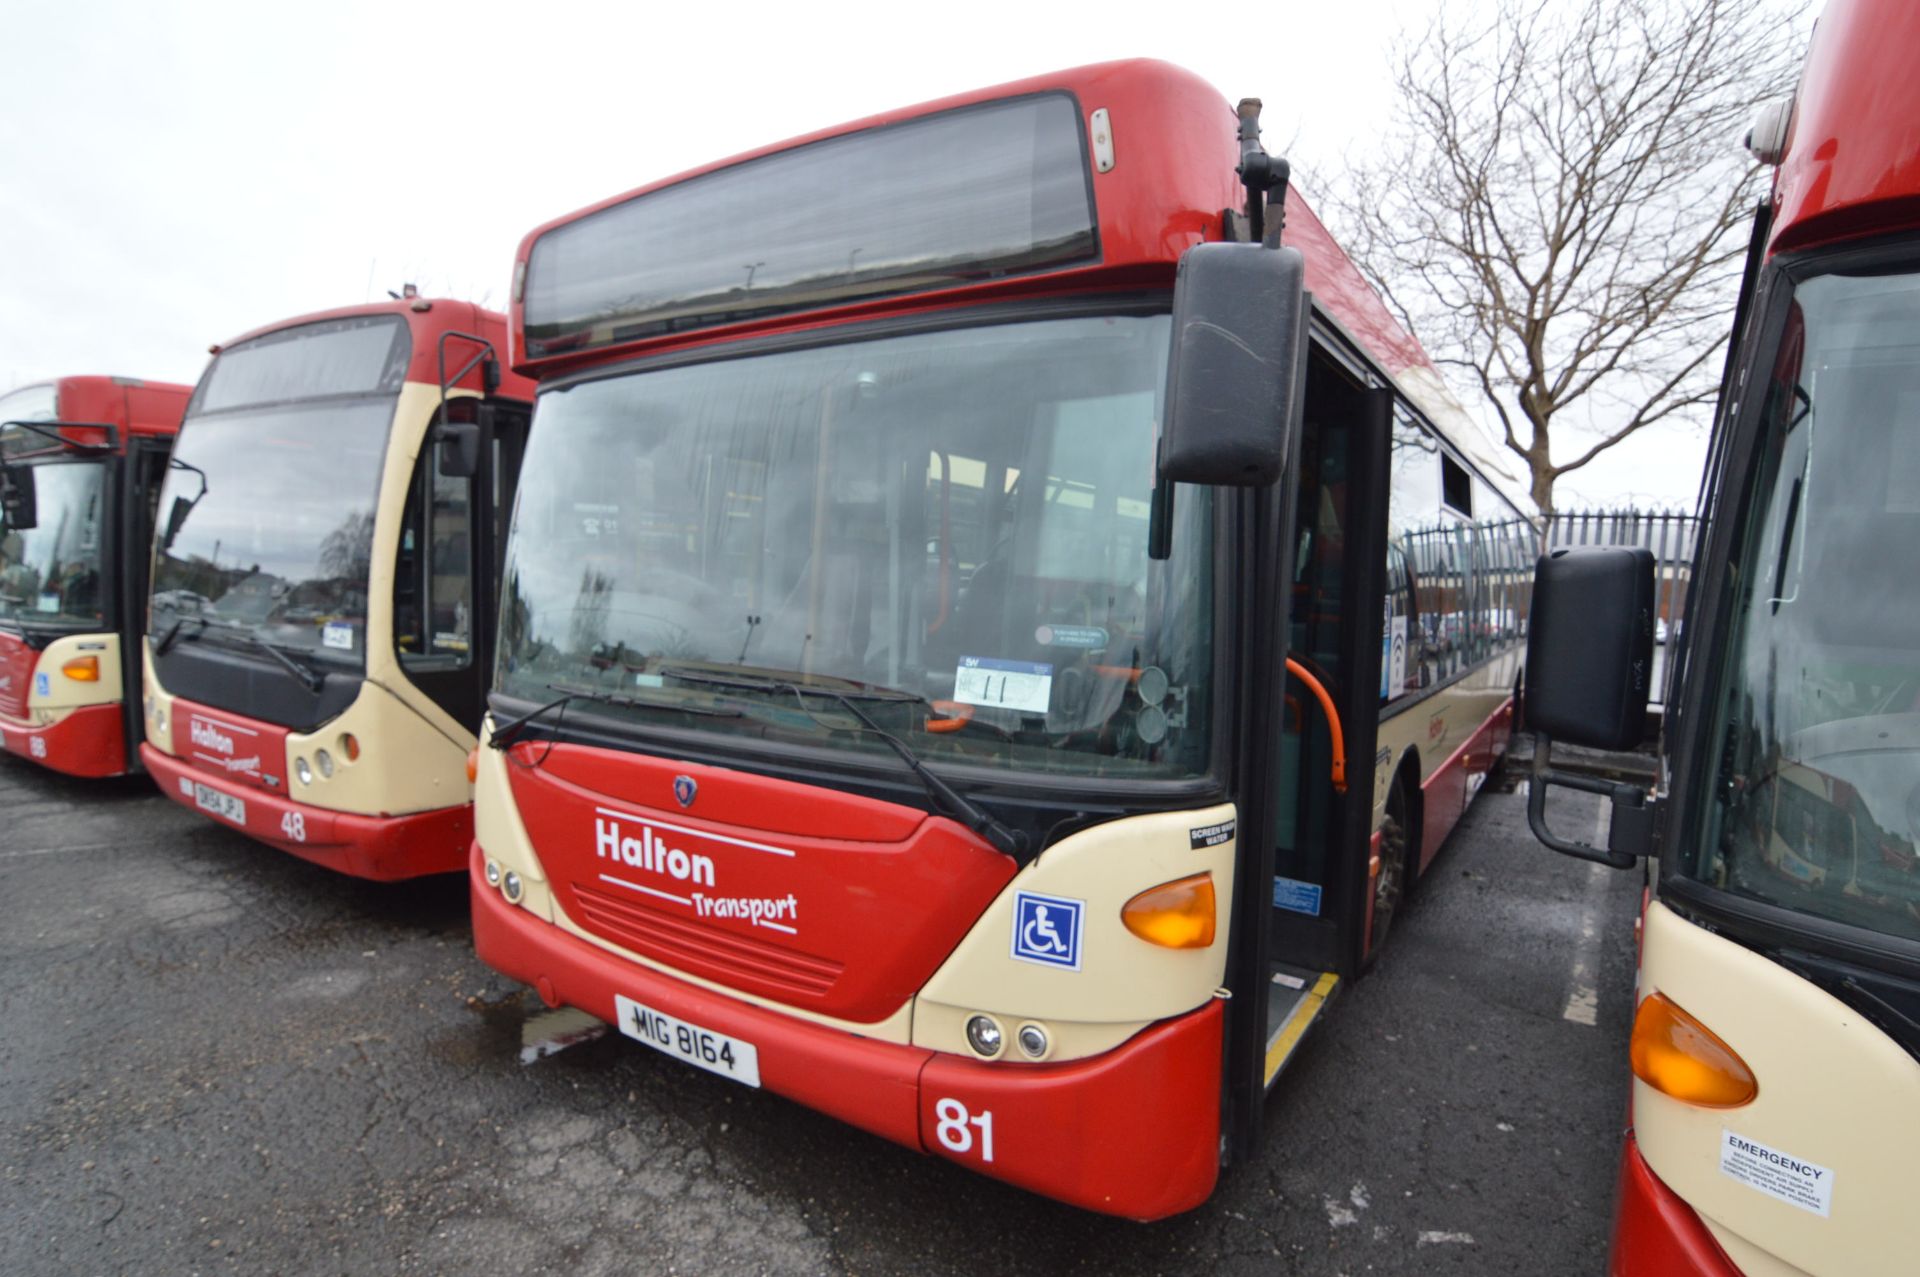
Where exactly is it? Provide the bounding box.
[1520,1,1919,1272]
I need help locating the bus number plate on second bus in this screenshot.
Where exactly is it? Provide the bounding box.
[615,994,760,1087]
[193,782,246,825]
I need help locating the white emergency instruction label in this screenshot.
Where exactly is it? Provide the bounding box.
[1719,1129,1833,1218]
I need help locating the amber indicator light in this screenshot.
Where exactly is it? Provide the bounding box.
[1629,991,1758,1108]
[1121,873,1216,949]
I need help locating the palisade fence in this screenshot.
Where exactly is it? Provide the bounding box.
[1541,508,1702,703]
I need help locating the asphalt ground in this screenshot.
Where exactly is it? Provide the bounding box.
[0,754,1640,1276]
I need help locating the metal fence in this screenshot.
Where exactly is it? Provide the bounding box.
[1542,508,1702,702]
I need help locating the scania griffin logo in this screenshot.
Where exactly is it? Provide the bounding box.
[673,775,697,808]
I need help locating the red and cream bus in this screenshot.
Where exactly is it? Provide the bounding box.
[140,299,533,880]
[471,61,1531,1218]
[1523,1,1919,1271]
[0,377,190,776]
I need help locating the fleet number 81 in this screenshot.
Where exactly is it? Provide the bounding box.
[933,1098,995,1163]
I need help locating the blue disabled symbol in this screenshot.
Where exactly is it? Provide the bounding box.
[1011,890,1083,970]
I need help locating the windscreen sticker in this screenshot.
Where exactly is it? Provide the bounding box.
[1189,819,1236,850]
[954,656,1053,714]
[36,593,58,614]
[1034,624,1108,650]
[1719,1130,1833,1218]
[34,672,50,697]
[322,622,354,651]
[1010,890,1083,970]
[1273,876,1323,917]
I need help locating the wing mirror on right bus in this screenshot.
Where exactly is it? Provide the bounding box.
[0,463,36,531]
[1522,546,1658,868]
[436,420,482,479]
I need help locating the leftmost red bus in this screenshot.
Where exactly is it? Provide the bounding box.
[0,377,190,776]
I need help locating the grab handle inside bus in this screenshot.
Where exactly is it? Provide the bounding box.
[1285,657,1346,792]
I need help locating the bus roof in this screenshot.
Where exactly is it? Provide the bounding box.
[1769,0,1920,256]
[210,298,536,403]
[511,57,1519,492]
[0,375,191,454]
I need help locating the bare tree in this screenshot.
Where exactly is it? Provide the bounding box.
[1330,0,1804,514]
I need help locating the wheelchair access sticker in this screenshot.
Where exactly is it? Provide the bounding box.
[1011,890,1083,971]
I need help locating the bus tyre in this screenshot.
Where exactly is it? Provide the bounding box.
[1366,781,1410,968]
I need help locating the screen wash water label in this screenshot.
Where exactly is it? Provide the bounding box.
[1719,1129,1833,1218]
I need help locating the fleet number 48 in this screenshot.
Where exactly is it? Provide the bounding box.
[280,811,306,842]
[934,1098,995,1163]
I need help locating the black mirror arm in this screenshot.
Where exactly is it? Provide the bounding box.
[1527,733,1655,869]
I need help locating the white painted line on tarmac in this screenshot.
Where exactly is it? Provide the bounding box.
[1418,1231,1477,1246]
[0,841,133,861]
[1561,802,1612,1026]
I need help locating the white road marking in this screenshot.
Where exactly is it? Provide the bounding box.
[1418,1231,1477,1246]
[0,841,134,861]
[1561,802,1613,1025]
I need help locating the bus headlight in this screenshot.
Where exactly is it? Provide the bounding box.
[294,756,312,786]
[503,871,523,902]
[965,1015,1003,1057]
[485,860,502,888]
[315,749,334,779]
[1016,1023,1050,1059]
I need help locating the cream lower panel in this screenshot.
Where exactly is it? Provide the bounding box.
[470,730,914,1045]
[1636,899,1920,1277]
[26,632,124,714]
[141,643,175,751]
[283,677,471,816]
[912,803,1238,1064]
[1703,1221,1815,1277]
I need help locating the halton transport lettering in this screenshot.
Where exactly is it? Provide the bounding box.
[595,816,717,887]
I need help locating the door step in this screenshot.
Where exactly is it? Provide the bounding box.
[1263,963,1339,1089]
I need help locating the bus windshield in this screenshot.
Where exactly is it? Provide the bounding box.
[0,458,106,630]
[1692,264,1920,944]
[150,315,410,670]
[497,312,1215,781]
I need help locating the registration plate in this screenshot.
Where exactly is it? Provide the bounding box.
[193,781,246,825]
[614,994,761,1087]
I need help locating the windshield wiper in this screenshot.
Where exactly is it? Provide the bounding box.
[659,665,1028,858]
[151,615,207,656]
[549,681,745,721]
[489,692,576,751]
[245,632,326,693]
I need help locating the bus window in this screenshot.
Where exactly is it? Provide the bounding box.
[396,437,473,670]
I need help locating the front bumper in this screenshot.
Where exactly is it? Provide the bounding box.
[0,703,127,778]
[470,840,1223,1220]
[142,743,470,880]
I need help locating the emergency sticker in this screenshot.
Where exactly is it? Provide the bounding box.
[1720,1130,1833,1218]
[1189,819,1236,850]
[34,672,50,697]
[322,622,354,651]
[955,656,1053,714]
[1034,624,1108,650]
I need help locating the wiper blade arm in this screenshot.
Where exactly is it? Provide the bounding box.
[152,615,206,656]
[661,666,1027,858]
[548,681,745,720]
[489,692,576,751]
[248,633,326,693]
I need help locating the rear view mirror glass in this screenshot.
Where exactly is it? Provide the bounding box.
[0,464,37,531]
[1525,546,1656,751]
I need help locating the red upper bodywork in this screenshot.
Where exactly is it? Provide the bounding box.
[209,299,536,402]
[1769,0,1920,255]
[508,59,1448,396]
[3,375,190,454]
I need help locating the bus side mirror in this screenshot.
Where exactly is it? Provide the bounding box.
[1524,546,1658,868]
[1158,242,1307,487]
[1,464,37,531]
[1528,546,1656,749]
[162,495,192,550]
[437,420,481,478]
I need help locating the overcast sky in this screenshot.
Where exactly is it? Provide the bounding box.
[2,0,1758,511]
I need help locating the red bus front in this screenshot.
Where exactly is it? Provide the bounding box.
[138,301,533,879]
[0,376,189,777]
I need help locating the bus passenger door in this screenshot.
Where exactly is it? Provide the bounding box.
[394,400,530,732]
[1262,350,1390,1080]
[118,438,175,769]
